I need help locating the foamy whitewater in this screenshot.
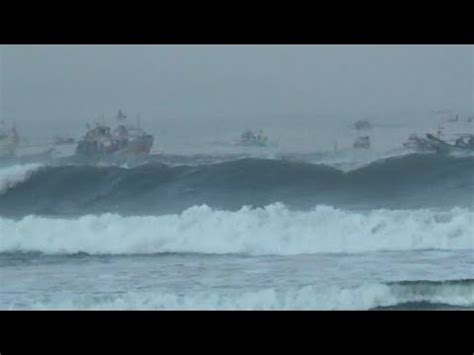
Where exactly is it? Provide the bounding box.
[0,146,473,309]
[1,205,472,255]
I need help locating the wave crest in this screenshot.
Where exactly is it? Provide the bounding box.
[1,154,473,216]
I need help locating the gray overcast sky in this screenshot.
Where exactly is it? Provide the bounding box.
[0,45,472,137]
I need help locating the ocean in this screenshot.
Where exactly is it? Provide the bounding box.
[0,124,473,310]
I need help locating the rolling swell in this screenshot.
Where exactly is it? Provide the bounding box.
[0,153,472,217]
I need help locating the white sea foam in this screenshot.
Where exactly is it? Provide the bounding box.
[0,163,43,194]
[3,281,473,310]
[1,203,472,255]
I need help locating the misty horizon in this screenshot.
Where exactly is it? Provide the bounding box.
[0,45,472,140]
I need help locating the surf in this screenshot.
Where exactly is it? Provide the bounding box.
[1,203,472,255]
[3,279,472,310]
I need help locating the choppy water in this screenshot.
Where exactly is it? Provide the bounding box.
[1,139,473,309]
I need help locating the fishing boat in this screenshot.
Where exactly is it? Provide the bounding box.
[425,133,474,154]
[353,120,372,131]
[402,133,436,152]
[75,110,154,158]
[403,117,474,153]
[353,135,370,149]
[235,129,269,147]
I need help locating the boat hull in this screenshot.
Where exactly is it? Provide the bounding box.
[75,135,154,158]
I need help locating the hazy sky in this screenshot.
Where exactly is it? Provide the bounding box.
[0,45,472,137]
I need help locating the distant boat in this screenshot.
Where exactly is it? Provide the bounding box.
[402,134,436,152]
[353,136,370,149]
[235,129,269,147]
[403,117,474,154]
[425,133,474,154]
[353,120,372,131]
[75,110,154,158]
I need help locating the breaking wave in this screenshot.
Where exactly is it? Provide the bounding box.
[3,279,473,310]
[0,163,43,195]
[0,153,473,216]
[1,203,472,255]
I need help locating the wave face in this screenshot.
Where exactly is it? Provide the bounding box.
[0,154,473,217]
[1,204,472,255]
[3,279,473,310]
